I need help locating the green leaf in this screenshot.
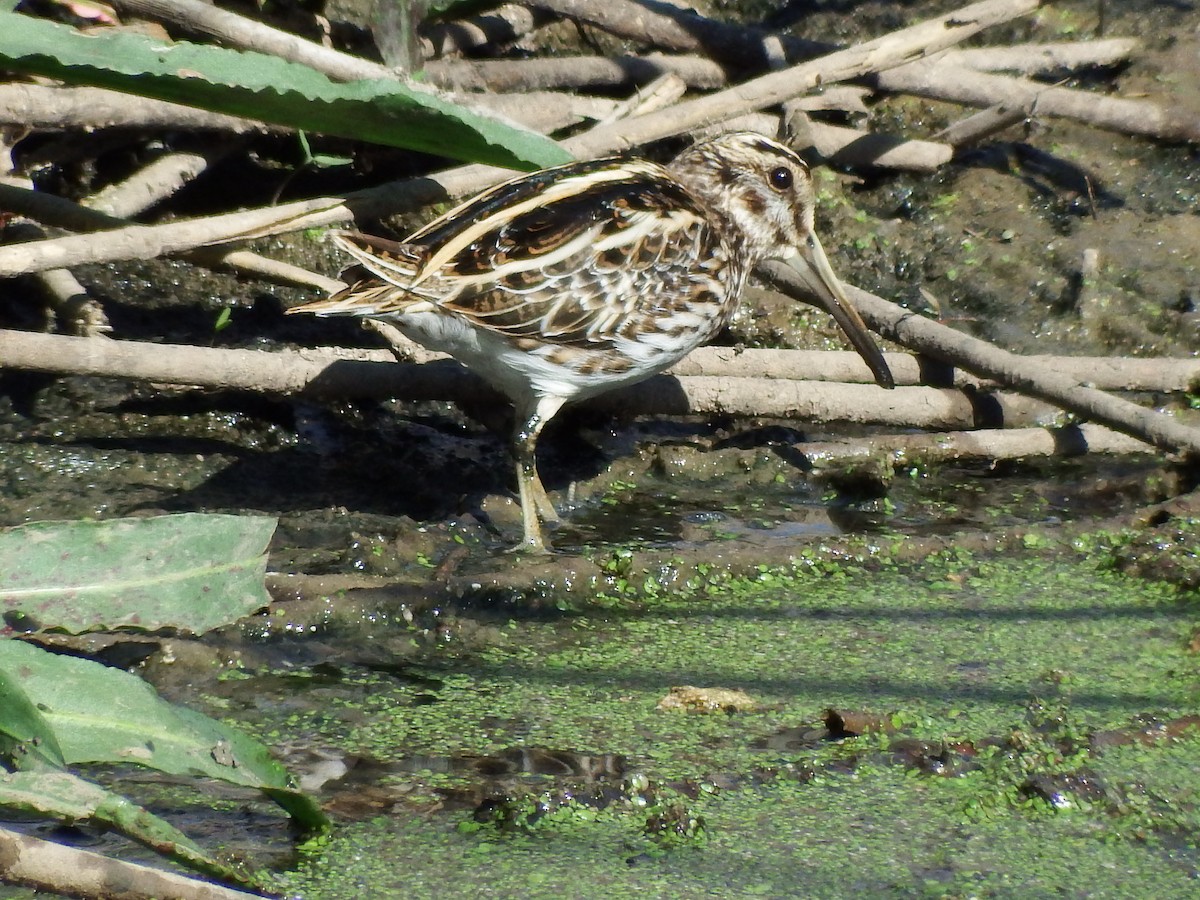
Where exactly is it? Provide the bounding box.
[0,769,253,885]
[0,640,329,830]
[0,666,65,770]
[0,12,572,170]
[0,513,276,634]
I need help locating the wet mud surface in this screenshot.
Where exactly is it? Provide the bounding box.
[2,0,1200,896]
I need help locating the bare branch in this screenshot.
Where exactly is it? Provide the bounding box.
[3,329,1192,440]
[561,0,1042,160]
[0,826,259,900]
[0,84,272,132]
[112,0,393,81]
[876,61,1200,143]
[798,424,1150,465]
[423,53,730,93]
[759,262,1200,459]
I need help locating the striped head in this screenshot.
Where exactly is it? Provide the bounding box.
[668,132,893,389]
[667,132,820,269]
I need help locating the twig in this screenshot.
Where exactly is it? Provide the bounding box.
[0,826,260,900]
[455,90,619,133]
[528,0,828,70]
[942,39,1139,74]
[0,184,348,278]
[112,0,393,81]
[516,1,1185,146]
[596,73,688,126]
[421,41,1137,95]
[797,424,1150,465]
[874,61,1200,143]
[421,4,545,60]
[561,0,1042,161]
[423,53,729,93]
[0,0,1042,278]
[0,181,342,293]
[933,100,1034,147]
[0,84,273,133]
[668,348,1200,393]
[787,111,952,172]
[8,329,1190,434]
[83,151,215,218]
[758,262,1200,459]
[4,216,110,336]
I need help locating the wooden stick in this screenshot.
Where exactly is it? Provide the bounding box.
[421,4,545,60]
[421,41,1138,95]
[944,39,1139,74]
[423,53,730,93]
[759,262,1200,459]
[561,0,1042,160]
[2,328,1189,438]
[0,179,342,294]
[0,84,272,132]
[112,0,394,81]
[874,60,1200,143]
[2,328,1195,398]
[797,424,1150,464]
[513,1,1187,145]
[0,0,1040,278]
[0,826,258,900]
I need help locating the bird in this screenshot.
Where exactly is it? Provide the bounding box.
[288,132,894,552]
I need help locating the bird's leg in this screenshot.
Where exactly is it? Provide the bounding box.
[511,396,565,553]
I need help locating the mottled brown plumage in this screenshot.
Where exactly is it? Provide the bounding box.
[289,132,892,551]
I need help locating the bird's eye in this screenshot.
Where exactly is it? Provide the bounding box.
[769,166,793,191]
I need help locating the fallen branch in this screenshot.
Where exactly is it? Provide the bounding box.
[561,0,1041,160]
[798,424,1151,465]
[0,328,1170,433]
[2,328,1195,400]
[82,150,216,218]
[528,0,828,70]
[112,0,395,81]
[4,216,110,337]
[669,348,1200,393]
[0,84,272,132]
[0,826,258,900]
[787,112,953,172]
[420,4,545,60]
[945,39,1139,74]
[0,171,342,294]
[421,40,1137,95]
[423,53,730,93]
[0,0,1040,278]
[0,186,348,278]
[525,0,1190,146]
[874,60,1200,143]
[759,262,1200,459]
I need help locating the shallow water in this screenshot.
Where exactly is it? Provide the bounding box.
[2,0,1199,895]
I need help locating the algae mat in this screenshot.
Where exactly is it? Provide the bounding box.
[266,550,1199,898]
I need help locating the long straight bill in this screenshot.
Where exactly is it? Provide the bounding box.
[792,233,894,389]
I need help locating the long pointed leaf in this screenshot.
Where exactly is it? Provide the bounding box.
[0,770,253,885]
[0,667,65,770]
[0,12,572,170]
[0,640,328,830]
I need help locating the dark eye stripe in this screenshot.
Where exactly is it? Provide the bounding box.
[749,137,810,175]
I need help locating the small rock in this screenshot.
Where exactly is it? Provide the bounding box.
[657,685,758,713]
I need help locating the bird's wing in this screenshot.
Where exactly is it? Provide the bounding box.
[290,158,733,347]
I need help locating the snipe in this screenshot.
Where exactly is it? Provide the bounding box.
[289,132,894,551]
